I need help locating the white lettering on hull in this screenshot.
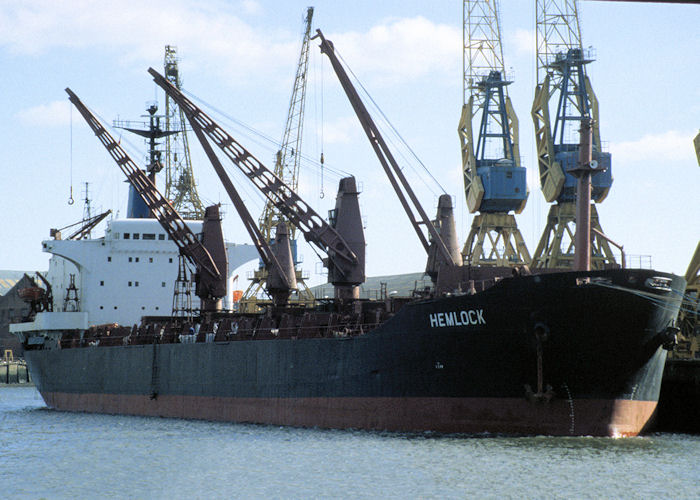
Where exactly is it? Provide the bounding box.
[428,309,486,328]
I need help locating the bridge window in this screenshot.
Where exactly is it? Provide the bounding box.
[143,233,156,240]
[158,234,165,241]
[123,233,130,239]
[133,233,140,240]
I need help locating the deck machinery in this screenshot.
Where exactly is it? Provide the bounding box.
[530,0,619,269]
[459,0,530,267]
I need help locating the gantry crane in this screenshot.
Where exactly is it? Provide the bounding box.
[530,0,619,269]
[242,7,316,309]
[163,45,206,220]
[459,0,530,267]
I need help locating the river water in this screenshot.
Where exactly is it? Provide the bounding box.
[1,386,698,499]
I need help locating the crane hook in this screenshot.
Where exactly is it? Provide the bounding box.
[319,152,325,198]
[68,186,75,205]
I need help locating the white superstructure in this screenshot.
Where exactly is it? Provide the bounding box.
[43,217,258,327]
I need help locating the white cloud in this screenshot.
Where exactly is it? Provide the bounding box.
[610,130,697,164]
[328,16,461,87]
[0,4,460,91]
[0,1,297,87]
[16,99,73,126]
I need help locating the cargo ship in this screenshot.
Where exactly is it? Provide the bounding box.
[9,38,687,437]
[11,267,685,437]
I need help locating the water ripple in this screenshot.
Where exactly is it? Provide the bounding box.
[1,387,698,499]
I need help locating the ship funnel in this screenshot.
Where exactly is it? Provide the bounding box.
[328,176,366,300]
[197,204,228,311]
[126,183,151,218]
[426,194,462,283]
[267,222,298,306]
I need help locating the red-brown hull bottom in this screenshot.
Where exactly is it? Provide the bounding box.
[41,392,657,437]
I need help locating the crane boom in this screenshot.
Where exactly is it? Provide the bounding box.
[65,88,223,299]
[259,7,314,242]
[313,30,460,268]
[188,115,294,292]
[148,68,362,285]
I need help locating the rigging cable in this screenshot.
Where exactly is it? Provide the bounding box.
[335,49,447,196]
[319,53,325,199]
[68,103,75,205]
[182,88,351,181]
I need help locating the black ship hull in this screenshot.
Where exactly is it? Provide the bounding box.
[21,269,685,436]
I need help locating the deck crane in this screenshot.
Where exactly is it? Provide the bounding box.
[65,88,228,314]
[243,7,316,309]
[149,68,366,300]
[169,93,299,307]
[49,209,112,241]
[459,0,530,267]
[163,45,206,220]
[530,0,619,269]
[313,30,464,293]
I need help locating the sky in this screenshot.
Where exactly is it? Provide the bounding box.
[1,0,698,285]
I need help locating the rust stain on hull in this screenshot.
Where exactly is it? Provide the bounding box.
[42,392,657,437]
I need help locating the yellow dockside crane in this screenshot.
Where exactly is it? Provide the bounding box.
[530,0,621,269]
[459,0,531,267]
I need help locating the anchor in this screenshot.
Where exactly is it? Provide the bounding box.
[525,322,556,403]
